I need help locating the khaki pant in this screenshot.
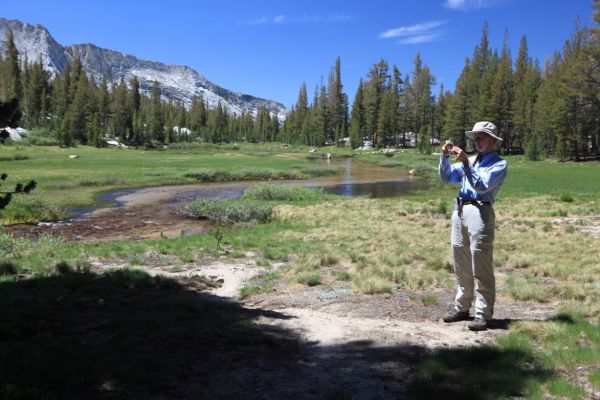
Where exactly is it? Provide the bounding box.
[450,203,496,320]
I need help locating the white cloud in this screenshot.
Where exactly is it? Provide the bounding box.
[398,33,444,44]
[378,20,447,39]
[241,13,350,26]
[444,0,496,11]
[378,20,448,45]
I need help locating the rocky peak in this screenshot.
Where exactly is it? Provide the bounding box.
[0,17,286,120]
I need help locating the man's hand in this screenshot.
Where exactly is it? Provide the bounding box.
[452,146,469,166]
[441,140,453,157]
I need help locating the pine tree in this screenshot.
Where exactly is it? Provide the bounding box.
[96,78,111,141]
[534,53,566,160]
[472,22,493,121]
[349,79,366,149]
[22,59,49,127]
[444,58,473,148]
[189,95,207,135]
[65,68,93,144]
[376,77,396,147]
[489,30,514,153]
[112,78,131,143]
[364,59,389,146]
[513,35,531,153]
[2,30,22,102]
[292,83,308,143]
[328,57,347,146]
[398,74,413,147]
[148,80,164,143]
[314,80,330,146]
[434,84,448,142]
[410,54,435,153]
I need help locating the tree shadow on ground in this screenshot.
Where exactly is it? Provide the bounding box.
[0,270,551,399]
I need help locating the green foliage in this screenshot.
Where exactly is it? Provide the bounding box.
[183,166,335,182]
[0,259,18,275]
[243,182,328,201]
[0,172,36,210]
[183,198,273,226]
[0,195,62,224]
[560,193,575,203]
[295,271,322,286]
[239,282,274,298]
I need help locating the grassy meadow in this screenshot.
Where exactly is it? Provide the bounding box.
[0,142,336,223]
[1,141,600,398]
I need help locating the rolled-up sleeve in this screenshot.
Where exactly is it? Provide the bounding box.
[439,155,463,184]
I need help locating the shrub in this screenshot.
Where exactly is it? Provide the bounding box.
[55,261,74,275]
[296,271,322,286]
[299,166,338,177]
[336,271,352,281]
[182,199,273,225]
[2,195,64,223]
[0,259,18,275]
[0,232,19,257]
[559,193,574,203]
[0,154,29,161]
[243,182,327,201]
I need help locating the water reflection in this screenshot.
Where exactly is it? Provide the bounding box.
[73,158,428,218]
[319,180,427,198]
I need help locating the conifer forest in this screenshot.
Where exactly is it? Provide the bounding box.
[1,2,600,162]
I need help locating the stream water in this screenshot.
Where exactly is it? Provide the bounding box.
[6,158,428,242]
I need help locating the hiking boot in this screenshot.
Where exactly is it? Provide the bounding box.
[468,317,489,331]
[442,310,470,323]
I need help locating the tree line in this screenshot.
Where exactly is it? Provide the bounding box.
[283,4,600,161]
[1,1,599,161]
[0,31,280,147]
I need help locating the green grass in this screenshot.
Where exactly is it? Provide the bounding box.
[409,312,600,398]
[243,182,330,201]
[589,368,600,388]
[408,344,551,399]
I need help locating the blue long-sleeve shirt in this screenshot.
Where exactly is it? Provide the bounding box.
[438,151,507,204]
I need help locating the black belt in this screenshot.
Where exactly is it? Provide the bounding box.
[456,197,491,217]
[460,199,490,206]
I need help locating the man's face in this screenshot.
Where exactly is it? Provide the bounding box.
[474,132,494,154]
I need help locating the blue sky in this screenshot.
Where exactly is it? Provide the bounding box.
[2,0,595,108]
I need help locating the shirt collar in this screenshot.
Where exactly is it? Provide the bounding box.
[479,151,498,165]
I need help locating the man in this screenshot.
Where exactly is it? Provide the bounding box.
[438,121,507,331]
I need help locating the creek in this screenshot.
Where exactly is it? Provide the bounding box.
[7,158,428,242]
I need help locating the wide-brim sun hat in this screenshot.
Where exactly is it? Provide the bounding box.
[465,121,503,141]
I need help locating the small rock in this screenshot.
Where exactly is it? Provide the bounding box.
[408,169,416,176]
[68,154,78,159]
